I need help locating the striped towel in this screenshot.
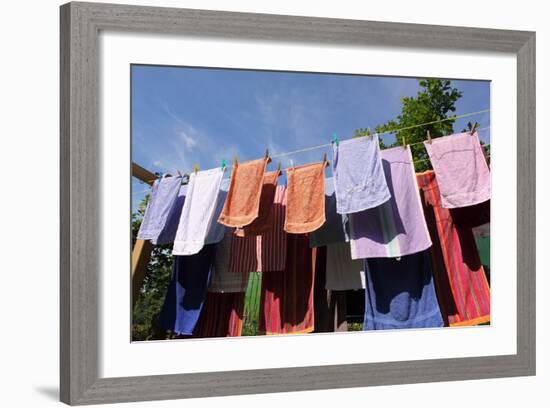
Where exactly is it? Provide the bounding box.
[228,186,287,273]
[194,292,245,337]
[258,233,316,335]
[209,232,250,293]
[417,171,491,326]
[349,146,432,259]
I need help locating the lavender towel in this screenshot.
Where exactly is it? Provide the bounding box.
[332,135,391,214]
[349,146,431,259]
[137,175,182,241]
[173,168,224,256]
[158,245,215,335]
[424,131,491,208]
[363,250,444,330]
[152,185,187,245]
[309,177,350,248]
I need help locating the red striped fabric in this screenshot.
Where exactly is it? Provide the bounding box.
[194,292,245,337]
[416,171,490,326]
[258,233,316,335]
[228,185,287,273]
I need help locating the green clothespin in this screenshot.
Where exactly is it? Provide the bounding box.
[221,159,226,171]
[332,133,339,147]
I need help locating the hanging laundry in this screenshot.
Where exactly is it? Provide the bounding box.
[363,250,444,330]
[284,162,327,234]
[158,245,215,336]
[209,232,250,293]
[228,185,287,273]
[152,184,187,245]
[218,157,269,228]
[258,234,316,334]
[424,131,491,208]
[417,170,491,326]
[309,177,350,248]
[449,199,491,229]
[349,146,432,259]
[137,175,182,242]
[194,292,245,337]
[332,135,391,214]
[312,246,348,332]
[326,242,366,291]
[204,178,230,245]
[173,168,224,256]
[234,170,280,237]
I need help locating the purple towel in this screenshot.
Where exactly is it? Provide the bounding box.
[158,245,215,335]
[137,175,182,242]
[363,250,444,330]
[349,146,431,259]
[332,135,391,214]
[424,131,491,208]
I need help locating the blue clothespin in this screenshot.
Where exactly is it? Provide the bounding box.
[221,159,226,171]
[332,133,339,147]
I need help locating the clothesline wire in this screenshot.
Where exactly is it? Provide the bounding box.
[140,108,490,181]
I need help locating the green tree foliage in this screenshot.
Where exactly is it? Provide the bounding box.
[356,79,463,171]
[131,191,174,341]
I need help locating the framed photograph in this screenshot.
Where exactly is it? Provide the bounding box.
[60,1,535,405]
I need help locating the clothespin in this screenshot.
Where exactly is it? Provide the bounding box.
[470,122,479,135]
[402,135,407,149]
[332,133,339,147]
[367,127,373,140]
[427,129,432,144]
[221,159,226,171]
[193,164,198,174]
[265,148,272,164]
[233,155,238,166]
[277,161,281,173]
[323,153,330,167]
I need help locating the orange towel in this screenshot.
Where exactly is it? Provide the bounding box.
[235,170,280,237]
[218,158,268,228]
[284,162,326,234]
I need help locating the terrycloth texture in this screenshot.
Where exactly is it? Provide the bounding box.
[350,146,432,259]
[137,175,182,241]
[158,245,215,335]
[194,292,245,337]
[285,162,326,234]
[152,185,187,245]
[309,177,350,248]
[363,250,444,330]
[332,135,391,214]
[258,234,316,334]
[204,178,230,245]
[417,171,491,326]
[424,131,491,208]
[228,186,287,273]
[235,170,280,237]
[173,168,224,256]
[312,246,348,332]
[209,232,250,293]
[326,242,366,290]
[218,158,268,227]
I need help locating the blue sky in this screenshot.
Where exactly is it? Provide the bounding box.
[131,65,490,211]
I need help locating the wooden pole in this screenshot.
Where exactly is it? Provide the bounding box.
[131,162,157,309]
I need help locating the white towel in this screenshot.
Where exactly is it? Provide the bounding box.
[326,242,366,290]
[173,168,224,256]
[209,232,250,293]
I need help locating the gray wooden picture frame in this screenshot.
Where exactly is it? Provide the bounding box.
[60,1,536,405]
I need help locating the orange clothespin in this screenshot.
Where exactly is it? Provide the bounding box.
[233,155,238,167]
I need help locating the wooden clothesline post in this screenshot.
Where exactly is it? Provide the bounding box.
[131,162,156,309]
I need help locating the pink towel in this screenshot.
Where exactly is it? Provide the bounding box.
[424,131,491,208]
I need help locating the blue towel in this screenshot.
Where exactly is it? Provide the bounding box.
[153,185,187,245]
[158,245,215,335]
[137,175,182,242]
[309,177,350,248]
[363,250,444,330]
